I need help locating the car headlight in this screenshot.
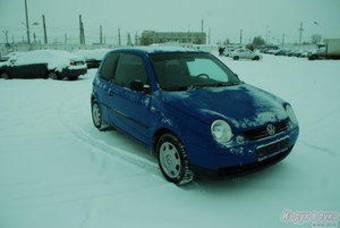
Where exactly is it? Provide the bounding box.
[211,120,233,144]
[285,104,298,125]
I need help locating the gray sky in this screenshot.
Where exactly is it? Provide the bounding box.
[1,0,340,44]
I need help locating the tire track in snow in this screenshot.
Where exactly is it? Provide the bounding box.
[57,92,163,181]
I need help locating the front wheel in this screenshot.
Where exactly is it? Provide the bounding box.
[49,71,63,80]
[253,56,260,60]
[233,56,239,60]
[157,134,194,185]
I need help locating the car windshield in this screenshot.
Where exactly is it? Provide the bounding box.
[151,52,240,91]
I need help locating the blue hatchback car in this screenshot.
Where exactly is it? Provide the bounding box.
[91,47,299,185]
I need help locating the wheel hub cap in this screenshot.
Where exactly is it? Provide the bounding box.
[159,142,181,178]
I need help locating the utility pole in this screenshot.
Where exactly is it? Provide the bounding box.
[64,33,67,44]
[79,15,82,44]
[208,27,211,45]
[282,33,285,47]
[79,15,85,45]
[240,29,243,44]
[135,32,138,46]
[127,33,132,46]
[42,14,47,44]
[118,27,121,46]
[99,25,103,44]
[2,30,9,44]
[201,19,204,33]
[24,0,31,44]
[298,22,304,44]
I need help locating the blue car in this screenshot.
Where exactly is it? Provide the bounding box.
[91,47,299,185]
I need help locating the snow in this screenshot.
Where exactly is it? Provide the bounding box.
[1,53,340,228]
[72,49,112,61]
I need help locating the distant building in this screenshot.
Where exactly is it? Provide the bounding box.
[140,31,206,45]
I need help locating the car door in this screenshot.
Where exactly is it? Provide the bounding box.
[239,50,247,58]
[16,63,48,78]
[93,52,120,123]
[108,52,154,143]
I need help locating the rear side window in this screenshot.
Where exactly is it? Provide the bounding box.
[100,53,119,80]
[114,53,148,88]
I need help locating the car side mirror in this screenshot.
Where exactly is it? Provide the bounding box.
[130,80,151,93]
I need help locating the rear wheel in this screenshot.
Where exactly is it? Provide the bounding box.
[91,99,110,131]
[157,134,194,185]
[67,75,79,80]
[253,56,260,60]
[1,72,11,79]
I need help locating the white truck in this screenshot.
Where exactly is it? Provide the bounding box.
[309,38,340,60]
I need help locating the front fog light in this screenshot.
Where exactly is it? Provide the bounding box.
[211,120,233,144]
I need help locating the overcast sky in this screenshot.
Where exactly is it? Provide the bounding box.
[1,0,340,44]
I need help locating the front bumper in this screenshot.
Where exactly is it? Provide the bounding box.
[186,126,299,174]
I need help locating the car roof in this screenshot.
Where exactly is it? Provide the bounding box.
[110,46,207,55]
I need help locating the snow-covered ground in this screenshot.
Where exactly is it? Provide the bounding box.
[0,54,339,228]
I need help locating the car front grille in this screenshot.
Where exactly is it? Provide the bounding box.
[242,118,289,141]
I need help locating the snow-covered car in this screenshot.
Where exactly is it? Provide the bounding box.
[229,49,261,60]
[0,50,87,80]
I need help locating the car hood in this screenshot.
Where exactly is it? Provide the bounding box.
[162,84,288,131]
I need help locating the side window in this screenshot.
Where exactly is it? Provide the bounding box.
[114,53,148,88]
[100,53,119,81]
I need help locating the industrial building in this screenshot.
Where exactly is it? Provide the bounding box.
[140,30,206,45]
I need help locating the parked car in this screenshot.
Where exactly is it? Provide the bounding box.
[223,48,235,57]
[0,50,87,80]
[73,49,111,69]
[229,49,262,60]
[91,47,299,185]
[274,49,288,56]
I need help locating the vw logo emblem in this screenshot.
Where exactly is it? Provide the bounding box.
[266,124,276,136]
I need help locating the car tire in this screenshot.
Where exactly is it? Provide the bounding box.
[67,76,79,81]
[157,133,194,186]
[253,56,260,61]
[1,72,11,79]
[49,71,63,80]
[308,55,317,60]
[91,99,110,131]
[233,56,239,60]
